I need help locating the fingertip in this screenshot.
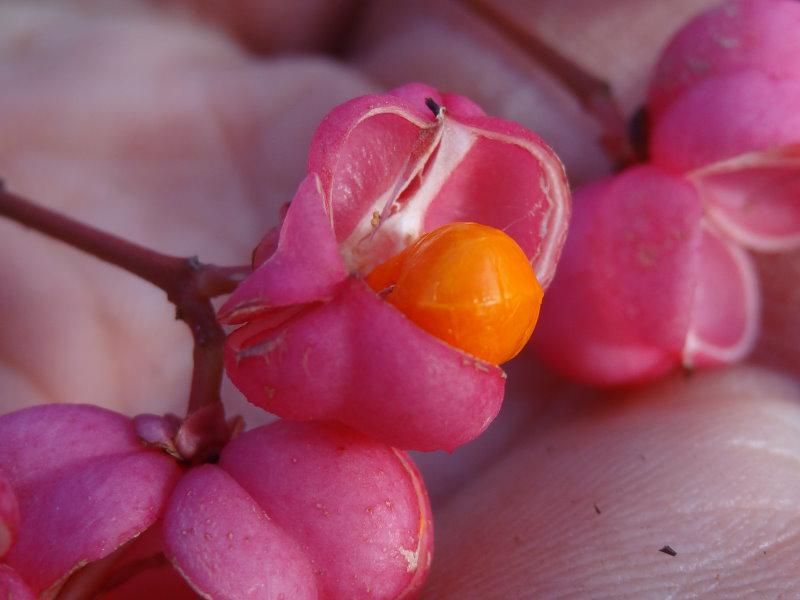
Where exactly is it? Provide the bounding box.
[427,366,800,597]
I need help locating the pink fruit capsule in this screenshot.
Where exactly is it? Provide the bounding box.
[220,83,570,451]
[0,405,181,596]
[162,420,433,599]
[533,165,758,386]
[0,403,433,599]
[219,421,433,600]
[650,71,800,252]
[650,70,800,174]
[648,0,800,119]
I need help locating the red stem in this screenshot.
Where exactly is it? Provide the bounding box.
[0,181,249,416]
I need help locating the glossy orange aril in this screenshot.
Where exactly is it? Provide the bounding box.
[366,222,543,364]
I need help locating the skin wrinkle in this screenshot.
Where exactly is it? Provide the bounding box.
[425,368,800,598]
[722,439,800,466]
[667,527,800,598]
[650,507,800,581]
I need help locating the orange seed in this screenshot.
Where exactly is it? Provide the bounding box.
[366,222,543,364]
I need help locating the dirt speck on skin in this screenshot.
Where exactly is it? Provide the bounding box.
[659,545,678,557]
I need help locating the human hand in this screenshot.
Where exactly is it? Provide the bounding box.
[1,1,798,597]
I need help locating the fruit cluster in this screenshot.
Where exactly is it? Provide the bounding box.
[5,1,790,596]
[0,405,431,598]
[0,82,569,597]
[534,0,800,386]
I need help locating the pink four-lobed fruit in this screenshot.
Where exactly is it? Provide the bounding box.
[0,404,181,595]
[533,166,759,385]
[648,0,800,253]
[650,71,800,252]
[647,0,800,119]
[220,82,571,451]
[0,404,432,599]
[534,0,800,386]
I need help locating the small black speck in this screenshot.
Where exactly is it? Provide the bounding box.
[424,97,441,117]
[593,502,602,515]
[659,545,677,557]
